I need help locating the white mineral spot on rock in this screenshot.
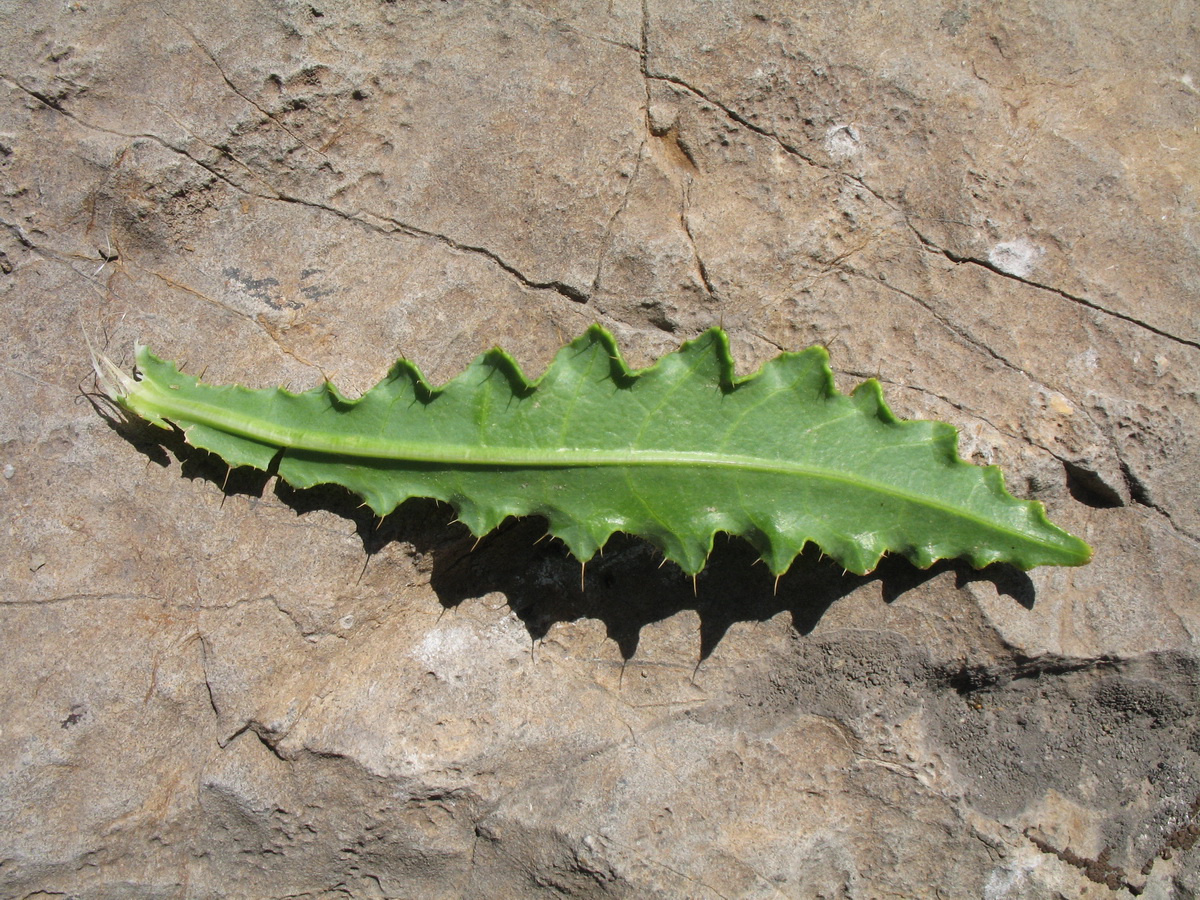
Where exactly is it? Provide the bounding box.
[2,463,12,479]
[1069,347,1099,374]
[983,853,1040,900]
[823,124,861,160]
[413,607,528,680]
[414,623,475,677]
[987,239,1044,277]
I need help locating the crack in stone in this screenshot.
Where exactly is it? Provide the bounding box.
[0,213,127,310]
[0,592,164,608]
[156,3,329,160]
[273,193,591,303]
[6,79,68,114]
[8,77,591,307]
[639,0,651,83]
[222,719,290,759]
[1024,828,1141,895]
[1112,456,1200,547]
[152,108,277,195]
[635,54,1199,352]
[836,264,1049,388]
[642,69,825,171]
[746,330,786,354]
[832,265,1190,519]
[839,367,1043,450]
[513,3,641,54]
[911,229,1200,353]
[202,593,317,640]
[196,632,220,719]
[5,76,263,200]
[0,216,36,250]
[681,177,717,300]
[830,265,1198,519]
[592,140,646,296]
[595,832,740,900]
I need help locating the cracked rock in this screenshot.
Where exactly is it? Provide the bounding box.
[1,1,1198,898]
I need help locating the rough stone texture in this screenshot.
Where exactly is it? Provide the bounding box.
[1,1,1198,897]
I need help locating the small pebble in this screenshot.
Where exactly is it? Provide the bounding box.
[2,464,13,479]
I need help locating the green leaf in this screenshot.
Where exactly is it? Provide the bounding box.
[99,326,1092,576]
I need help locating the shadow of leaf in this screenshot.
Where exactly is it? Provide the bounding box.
[104,417,1037,661]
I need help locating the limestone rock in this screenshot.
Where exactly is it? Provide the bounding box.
[1,1,1197,897]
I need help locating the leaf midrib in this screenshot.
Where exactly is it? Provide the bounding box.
[129,377,1062,549]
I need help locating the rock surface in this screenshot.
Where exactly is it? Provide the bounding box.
[2,1,1198,897]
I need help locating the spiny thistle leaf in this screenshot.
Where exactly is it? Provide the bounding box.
[99,326,1092,576]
